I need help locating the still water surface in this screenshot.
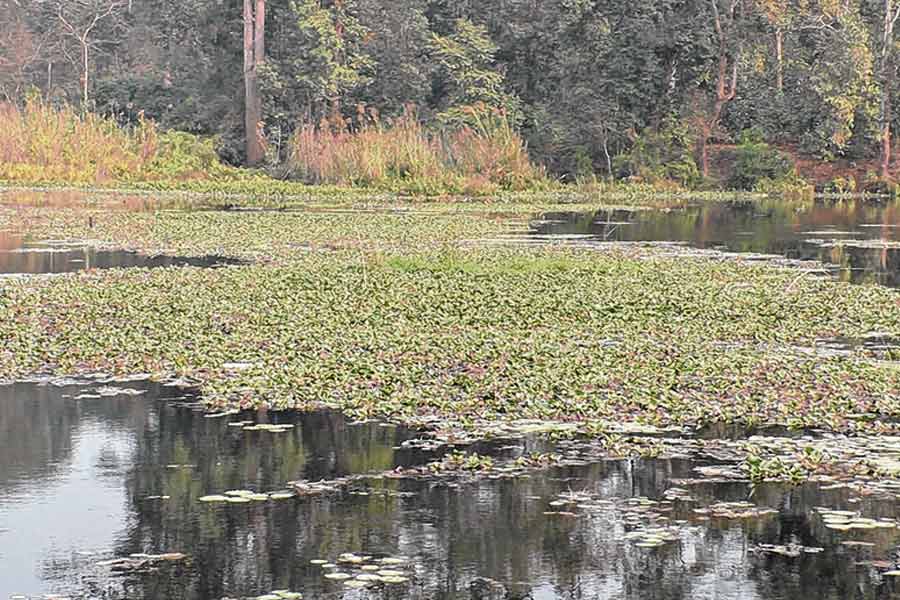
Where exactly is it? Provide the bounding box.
[2,193,900,598]
[529,198,900,287]
[2,382,900,599]
[0,232,241,275]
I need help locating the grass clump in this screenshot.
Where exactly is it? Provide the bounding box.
[0,97,246,186]
[0,97,158,184]
[289,105,550,195]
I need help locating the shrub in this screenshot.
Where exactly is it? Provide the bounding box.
[289,104,547,195]
[728,135,797,191]
[824,176,857,194]
[0,96,241,185]
[142,131,235,181]
[0,95,157,184]
[861,172,898,196]
[613,120,699,187]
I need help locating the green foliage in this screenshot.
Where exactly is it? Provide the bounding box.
[4,0,900,185]
[824,176,857,194]
[728,135,798,191]
[144,131,235,180]
[613,121,699,187]
[428,19,521,126]
[290,0,374,109]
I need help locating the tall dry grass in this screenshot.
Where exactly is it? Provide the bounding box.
[289,105,548,195]
[0,97,159,184]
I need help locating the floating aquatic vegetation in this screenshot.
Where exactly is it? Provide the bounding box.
[814,508,900,533]
[2,198,900,493]
[198,495,230,503]
[198,489,294,504]
[96,552,187,573]
[242,423,295,433]
[311,552,413,588]
[694,502,778,520]
[751,544,823,557]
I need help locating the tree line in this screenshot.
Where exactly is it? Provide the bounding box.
[1,0,899,182]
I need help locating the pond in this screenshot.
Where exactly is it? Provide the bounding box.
[528,198,900,287]
[3,381,900,600]
[0,232,242,275]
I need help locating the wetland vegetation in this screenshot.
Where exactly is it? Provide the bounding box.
[2,0,900,598]
[2,190,900,600]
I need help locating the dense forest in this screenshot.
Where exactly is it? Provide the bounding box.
[2,0,900,188]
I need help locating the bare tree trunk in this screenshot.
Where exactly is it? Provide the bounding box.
[255,0,265,67]
[775,28,784,94]
[81,40,89,103]
[243,0,264,165]
[883,90,893,179]
[880,0,900,179]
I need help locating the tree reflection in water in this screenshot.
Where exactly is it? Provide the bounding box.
[0,381,898,599]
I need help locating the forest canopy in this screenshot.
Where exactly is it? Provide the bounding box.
[1,0,899,187]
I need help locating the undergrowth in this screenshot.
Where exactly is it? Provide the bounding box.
[289,105,550,195]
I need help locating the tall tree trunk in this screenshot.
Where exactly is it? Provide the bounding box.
[255,0,265,68]
[880,0,899,180]
[82,41,89,103]
[244,0,265,166]
[883,91,893,179]
[774,28,783,94]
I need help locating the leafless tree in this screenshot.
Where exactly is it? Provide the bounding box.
[40,0,125,104]
[0,7,45,101]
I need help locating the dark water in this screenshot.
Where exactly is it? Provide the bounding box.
[3,382,900,600]
[529,198,900,287]
[0,232,241,275]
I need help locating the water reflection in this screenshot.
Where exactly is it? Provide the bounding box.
[2,382,900,599]
[530,198,900,287]
[0,232,242,275]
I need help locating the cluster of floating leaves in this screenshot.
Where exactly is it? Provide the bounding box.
[96,552,187,573]
[693,502,778,520]
[542,492,687,548]
[751,544,824,558]
[815,508,899,532]
[228,420,295,433]
[311,553,411,588]
[198,489,295,504]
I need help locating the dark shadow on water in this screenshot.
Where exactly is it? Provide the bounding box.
[529,198,900,288]
[0,233,243,275]
[2,381,900,599]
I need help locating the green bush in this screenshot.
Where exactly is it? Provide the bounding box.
[861,172,898,196]
[824,176,857,194]
[728,135,797,190]
[613,120,699,187]
[143,131,237,180]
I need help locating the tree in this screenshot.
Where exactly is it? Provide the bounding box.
[46,0,125,104]
[697,0,744,178]
[755,0,794,94]
[428,18,519,125]
[878,0,900,178]
[244,0,266,165]
[0,6,44,101]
